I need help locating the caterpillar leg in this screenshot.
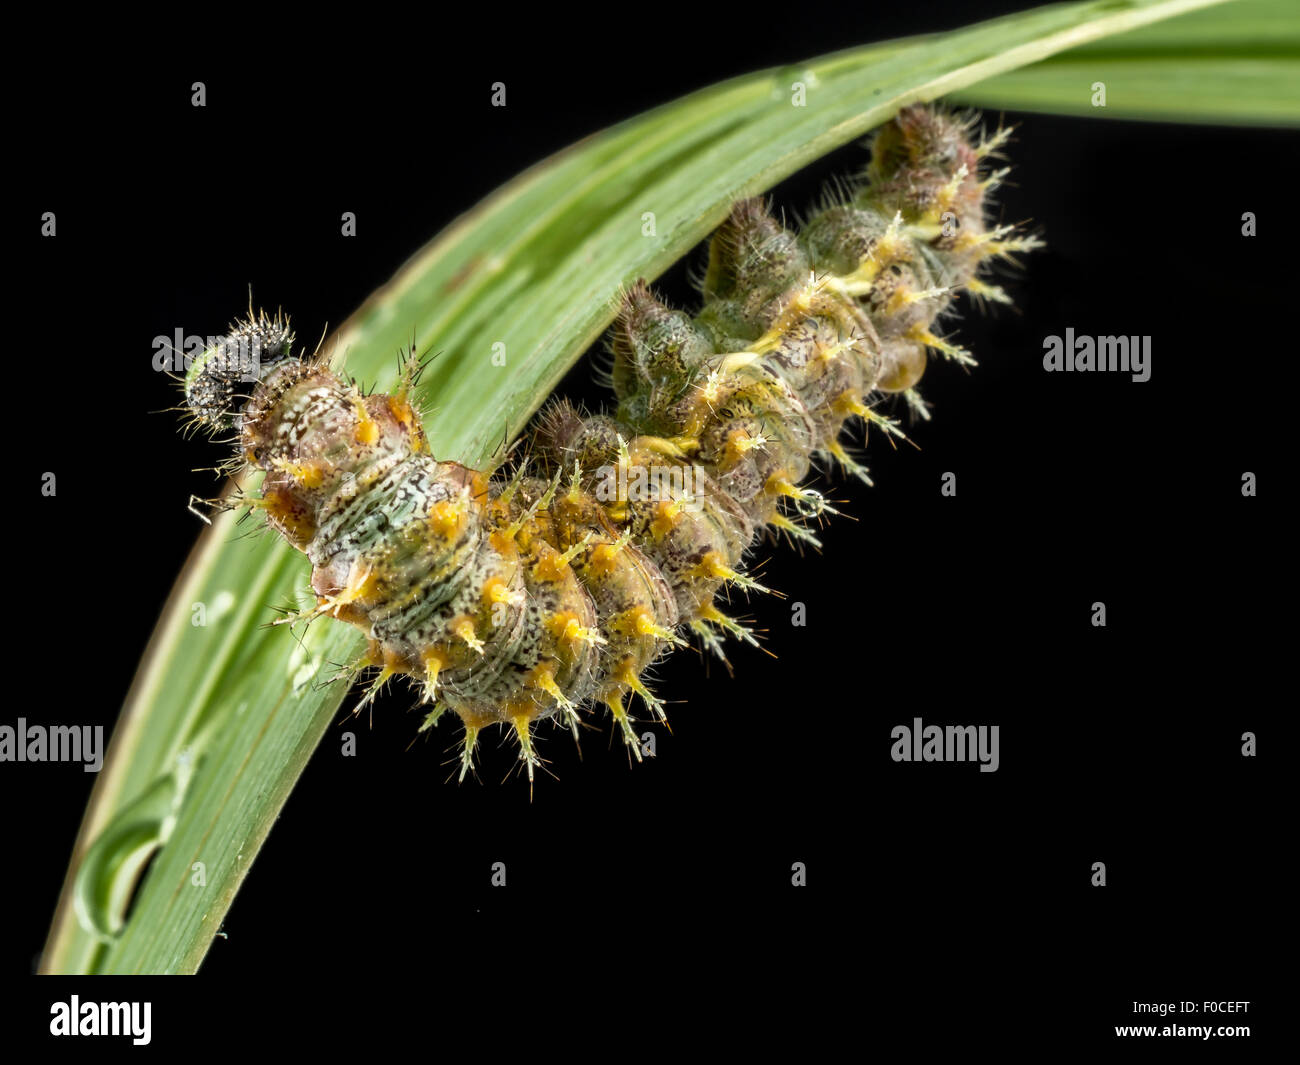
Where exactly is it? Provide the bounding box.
[602,691,642,764]
[455,726,480,784]
[351,665,396,726]
[690,619,731,665]
[511,715,544,800]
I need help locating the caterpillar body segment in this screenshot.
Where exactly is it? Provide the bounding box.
[182,105,1037,787]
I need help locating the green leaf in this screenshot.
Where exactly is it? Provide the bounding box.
[955,0,1300,125]
[42,0,1244,974]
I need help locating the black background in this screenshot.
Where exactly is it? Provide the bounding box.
[9,2,1286,1051]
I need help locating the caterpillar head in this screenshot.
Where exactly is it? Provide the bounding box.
[185,311,296,430]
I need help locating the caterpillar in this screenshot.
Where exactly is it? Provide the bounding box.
[181,104,1039,792]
